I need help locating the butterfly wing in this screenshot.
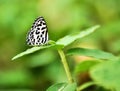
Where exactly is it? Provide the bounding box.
[26,17,48,46]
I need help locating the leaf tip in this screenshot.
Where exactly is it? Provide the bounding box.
[11,54,20,61]
[11,56,16,61]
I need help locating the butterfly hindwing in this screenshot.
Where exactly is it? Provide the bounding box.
[26,16,48,46]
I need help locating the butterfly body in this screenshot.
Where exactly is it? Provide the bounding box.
[26,17,48,46]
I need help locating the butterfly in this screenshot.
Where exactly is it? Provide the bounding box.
[26,16,48,46]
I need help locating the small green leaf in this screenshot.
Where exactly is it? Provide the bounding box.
[12,39,64,60]
[63,83,77,91]
[12,44,63,60]
[74,60,100,74]
[12,45,52,60]
[56,25,100,46]
[47,83,67,91]
[90,59,120,91]
[47,83,77,91]
[67,48,117,60]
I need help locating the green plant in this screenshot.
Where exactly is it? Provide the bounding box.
[12,25,119,91]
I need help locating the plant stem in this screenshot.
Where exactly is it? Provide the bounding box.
[58,49,74,84]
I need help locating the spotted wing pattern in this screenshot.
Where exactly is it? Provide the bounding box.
[26,16,48,46]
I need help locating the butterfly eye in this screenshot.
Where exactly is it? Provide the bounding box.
[26,16,48,46]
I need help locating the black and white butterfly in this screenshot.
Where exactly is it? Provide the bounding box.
[26,16,48,46]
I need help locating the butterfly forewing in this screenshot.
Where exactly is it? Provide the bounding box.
[26,17,48,46]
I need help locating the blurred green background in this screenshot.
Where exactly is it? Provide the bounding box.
[0,0,120,91]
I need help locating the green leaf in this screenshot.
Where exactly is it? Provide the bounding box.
[74,60,100,74]
[12,45,52,60]
[56,25,100,46]
[47,83,77,91]
[90,59,120,91]
[47,83,67,91]
[67,48,117,60]
[63,83,77,91]
[12,44,63,60]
